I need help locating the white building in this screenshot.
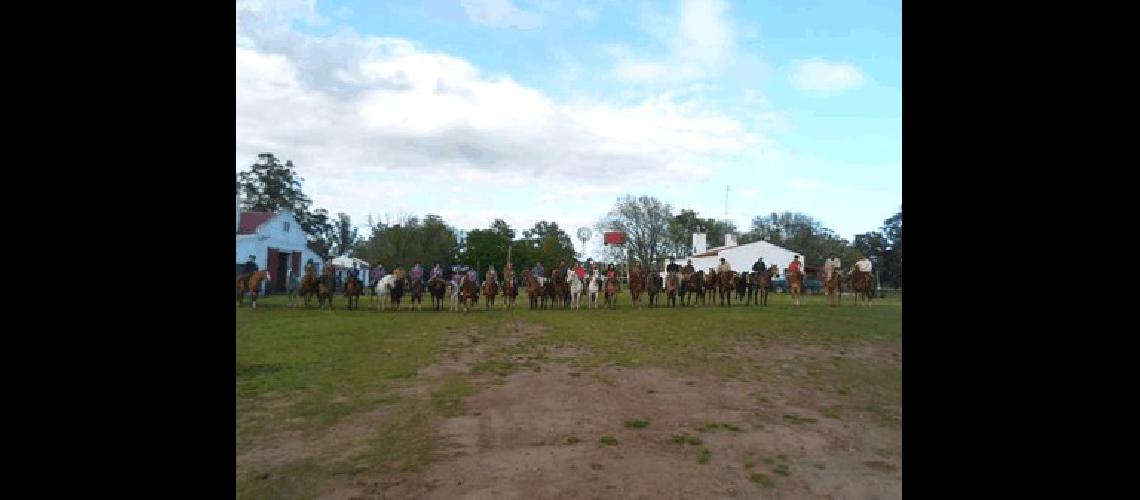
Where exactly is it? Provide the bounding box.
[664,233,804,278]
[236,208,323,293]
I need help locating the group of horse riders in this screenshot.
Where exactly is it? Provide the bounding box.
[239,251,875,301]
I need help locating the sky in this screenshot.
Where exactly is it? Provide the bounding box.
[236,0,901,257]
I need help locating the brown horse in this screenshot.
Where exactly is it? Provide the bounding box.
[317,268,335,309]
[542,272,557,309]
[483,278,498,310]
[551,270,569,309]
[825,268,843,307]
[788,268,804,306]
[665,273,679,307]
[684,271,703,307]
[409,278,424,311]
[459,275,479,313]
[717,270,735,307]
[236,270,271,309]
[604,276,620,309]
[502,274,517,310]
[344,275,363,310]
[300,268,319,307]
[849,269,873,307]
[628,266,645,309]
[704,270,718,306]
[749,266,774,306]
[734,271,749,302]
[523,270,541,310]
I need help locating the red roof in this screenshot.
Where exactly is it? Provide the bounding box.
[238,212,274,234]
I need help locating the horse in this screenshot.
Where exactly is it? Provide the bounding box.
[502,275,518,310]
[409,278,424,311]
[586,274,601,309]
[449,278,462,312]
[344,275,363,310]
[665,273,678,307]
[604,276,620,309]
[542,273,557,310]
[717,270,735,307]
[236,270,271,309]
[551,269,570,309]
[428,276,448,311]
[704,270,718,306]
[849,269,873,307]
[788,269,805,306]
[567,270,584,310]
[317,268,335,310]
[300,268,319,307]
[646,271,662,308]
[458,275,479,313]
[628,266,645,309]
[684,271,703,307]
[483,278,498,310]
[825,268,843,307]
[735,271,749,303]
[523,270,542,310]
[750,267,773,306]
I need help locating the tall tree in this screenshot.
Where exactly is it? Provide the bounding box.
[521,221,576,267]
[357,214,459,270]
[666,209,738,256]
[597,195,673,267]
[238,153,335,257]
[331,213,360,257]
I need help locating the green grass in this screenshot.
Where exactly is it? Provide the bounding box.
[697,447,711,464]
[624,418,650,429]
[749,472,774,487]
[599,436,619,446]
[237,293,900,496]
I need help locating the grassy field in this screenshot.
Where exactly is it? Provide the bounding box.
[237,292,901,498]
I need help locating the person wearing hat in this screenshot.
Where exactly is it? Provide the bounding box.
[532,261,545,280]
[666,257,681,283]
[853,255,872,274]
[370,262,386,289]
[824,253,841,281]
[242,255,258,277]
[717,257,731,274]
[752,256,767,275]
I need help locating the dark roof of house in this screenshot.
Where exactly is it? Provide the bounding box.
[238,212,274,234]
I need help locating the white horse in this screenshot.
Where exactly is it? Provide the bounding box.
[373,275,397,311]
[568,269,584,310]
[586,272,601,309]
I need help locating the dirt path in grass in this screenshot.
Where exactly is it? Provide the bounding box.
[322,323,901,500]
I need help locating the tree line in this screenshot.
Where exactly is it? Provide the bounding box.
[238,154,900,287]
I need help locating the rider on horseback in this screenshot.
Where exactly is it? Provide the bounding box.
[717,257,731,274]
[430,263,443,282]
[485,263,498,285]
[532,261,545,280]
[410,262,424,284]
[371,262,386,288]
[241,255,258,282]
[788,255,803,278]
[824,253,840,281]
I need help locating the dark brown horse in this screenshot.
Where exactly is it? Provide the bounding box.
[628,266,645,309]
[704,270,718,306]
[523,270,541,310]
[749,266,774,306]
[236,270,271,309]
[646,271,662,308]
[734,271,749,302]
[542,272,557,309]
[344,275,363,310]
[849,269,873,307]
[551,270,569,309]
[428,276,448,311]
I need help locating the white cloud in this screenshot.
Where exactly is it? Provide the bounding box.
[611,0,738,85]
[786,177,827,191]
[790,59,867,95]
[236,2,768,232]
[459,0,542,29]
